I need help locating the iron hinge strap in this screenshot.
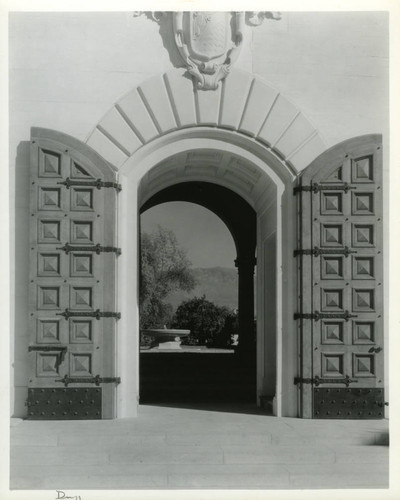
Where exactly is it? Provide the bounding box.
[294,246,357,257]
[57,177,122,192]
[56,308,121,320]
[294,311,358,321]
[293,182,355,194]
[294,375,358,387]
[55,375,121,387]
[56,243,121,255]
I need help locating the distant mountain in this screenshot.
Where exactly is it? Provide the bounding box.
[165,267,238,312]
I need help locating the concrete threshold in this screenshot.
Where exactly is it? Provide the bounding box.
[10,403,389,490]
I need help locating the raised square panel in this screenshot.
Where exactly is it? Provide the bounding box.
[38,220,61,243]
[39,149,61,177]
[38,188,61,211]
[352,155,373,183]
[353,289,375,311]
[320,192,343,215]
[70,320,93,343]
[321,321,344,344]
[36,353,60,377]
[38,253,61,276]
[353,354,375,377]
[71,161,93,179]
[37,319,60,343]
[70,353,92,376]
[321,353,344,377]
[352,224,374,247]
[324,166,343,183]
[70,287,93,309]
[321,224,343,247]
[321,288,343,311]
[353,321,375,344]
[352,192,374,215]
[38,286,60,309]
[353,257,374,279]
[71,221,94,244]
[71,254,93,277]
[71,188,94,211]
[321,256,344,279]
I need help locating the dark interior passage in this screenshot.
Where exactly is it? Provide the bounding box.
[139,352,256,404]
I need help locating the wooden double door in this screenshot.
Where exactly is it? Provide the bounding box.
[25,130,385,419]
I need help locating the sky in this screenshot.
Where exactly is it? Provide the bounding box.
[140,201,237,269]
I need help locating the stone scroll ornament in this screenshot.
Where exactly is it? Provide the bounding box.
[133,12,281,90]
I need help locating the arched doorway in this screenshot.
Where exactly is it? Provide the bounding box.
[115,129,297,418]
[139,183,257,406]
[85,67,326,418]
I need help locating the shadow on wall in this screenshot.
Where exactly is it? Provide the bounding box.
[137,11,282,85]
[139,12,186,70]
[13,141,31,416]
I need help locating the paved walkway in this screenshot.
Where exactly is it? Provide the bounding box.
[10,403,389,490]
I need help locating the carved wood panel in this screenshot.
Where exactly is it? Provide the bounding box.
[297,135,384,419]
[28,133,118,419]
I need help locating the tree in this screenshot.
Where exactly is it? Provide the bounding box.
[172,295,233,347]
[140,226,196,329]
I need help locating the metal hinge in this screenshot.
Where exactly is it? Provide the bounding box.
[55,375,121,387]
[294,311,358,322]
[294,375,358,387]
[294,246,357,257]
[57,177,122,192]
[56,308,121,320]
[293,182,355,194]
[57,243,121,255]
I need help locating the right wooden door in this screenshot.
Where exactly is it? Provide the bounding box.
[295,135,385,419]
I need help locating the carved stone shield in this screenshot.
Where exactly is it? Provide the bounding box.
[174,12,244,90]
[188,12,230,61]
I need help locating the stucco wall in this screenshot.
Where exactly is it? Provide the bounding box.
[9,12,389,157]
[9,11,389,416]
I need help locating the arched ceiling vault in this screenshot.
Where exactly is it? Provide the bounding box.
[138,148,278,212]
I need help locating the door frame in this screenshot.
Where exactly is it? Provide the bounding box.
[115,127,298,418]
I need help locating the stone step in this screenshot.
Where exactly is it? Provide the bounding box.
[10,405,389,490]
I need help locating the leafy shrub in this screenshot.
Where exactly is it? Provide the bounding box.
[172,295,236,348]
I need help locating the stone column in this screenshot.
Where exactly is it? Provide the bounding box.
[235,254,256,357]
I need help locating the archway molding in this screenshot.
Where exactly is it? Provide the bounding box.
[83,68,328,418]
[85,68,326,175]
[114,128,299,418]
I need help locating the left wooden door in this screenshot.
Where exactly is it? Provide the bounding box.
[27,128,120,419]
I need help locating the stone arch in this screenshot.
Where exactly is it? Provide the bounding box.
[112,128,300,418]
[85,68,326,173]
[83,69,328,418]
